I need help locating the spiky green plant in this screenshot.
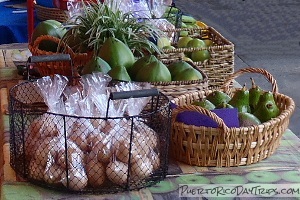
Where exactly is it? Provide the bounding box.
[62,0,165,57]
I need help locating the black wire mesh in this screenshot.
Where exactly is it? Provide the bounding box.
[9,81,171,194]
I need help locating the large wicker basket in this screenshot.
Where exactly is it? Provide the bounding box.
[35,4,69,22]
[160,26,234,88]
[170,67,295,167]
[28,35,93,78]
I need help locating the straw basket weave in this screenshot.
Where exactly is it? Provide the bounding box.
[171,67,295,167]
[151,60,209,99]
[160,26,234,88]
[28,35,93,78]
[35,4,69,22]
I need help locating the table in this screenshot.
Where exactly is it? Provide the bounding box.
[1,44,300,199]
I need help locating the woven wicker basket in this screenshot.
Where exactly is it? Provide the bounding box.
[171,67,295,167]
[160,26,234,88]
[35,4,69,22]
[28,35,93,77]
[151,60,209,99]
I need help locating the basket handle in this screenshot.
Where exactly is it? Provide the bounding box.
[32,35,75,56]
[109,88,160,100]
[172,105,230,137]
[222,67,278,93]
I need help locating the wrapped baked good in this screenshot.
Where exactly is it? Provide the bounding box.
[106,160,129,186]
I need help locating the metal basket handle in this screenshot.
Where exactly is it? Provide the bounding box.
[106,88,161,118]
[26,54,72,80]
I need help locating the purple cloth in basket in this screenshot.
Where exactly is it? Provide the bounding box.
[171,102,239,128]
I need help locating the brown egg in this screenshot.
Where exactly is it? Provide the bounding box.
[92,135,113,163]
[131,156,153,180]
[68,122,91,152]
[133,122,158,149]
[61,167,88,191]
[56,140,84,170]
[148,150,160,171]
[39,113,60,138]
[44,163,64,184]
[115,140,139,164]
[106,160,129,186]
[28,158,45,181]
[86,159,106,187]
[86,130,105,152]
[34,137,58,167]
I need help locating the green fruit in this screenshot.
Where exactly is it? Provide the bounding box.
[107,65,131,81]
[177,36,193,48]
[135,60,171,82]
[157,37,171,49]
[31,20,67,52]
[228,85,251,113]
[238,112,261,127]
[204,39,213,47]
[249,77,263,112]
[253,91,280,122]
[98,37,135,69]
[192,99,215,110]
[81,56,111,75]
[206,91,231,107]
[180,31,189,37]
[186,38,207,48]
[162,45,176,50]
[182,15,197,24]
[216,102,234,109]
[167,60,193,80]
[191,50,210,62]
[186,38,207,58]
[129,55,158,80]
[173,67,203,81]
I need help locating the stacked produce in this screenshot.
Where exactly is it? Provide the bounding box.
[29,0,205,84]
[176,78,281,128]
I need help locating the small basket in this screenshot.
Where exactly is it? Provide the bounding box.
[35,4,69,22]
[151,59,209,99]
[171,67,295,167]
[28,35,93,77]
[160,26,234,88]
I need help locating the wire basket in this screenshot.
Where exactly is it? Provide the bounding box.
[160,26,234,88]
[170,67,295,167]
[9,81,171,193]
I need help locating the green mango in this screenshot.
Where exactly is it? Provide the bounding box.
[253,91,280,122]
[238,112,261,127]
[107,65,131,82]
[173,67,203,81]
[192,99,215,110]
[81,56,111,75]
[129,55,158,80]
[249,77,263,113]
[228,85,251,113]
[206,91,231,107]
[167,60,193,79]
[98,37,135,69]
[135,60,171,82]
